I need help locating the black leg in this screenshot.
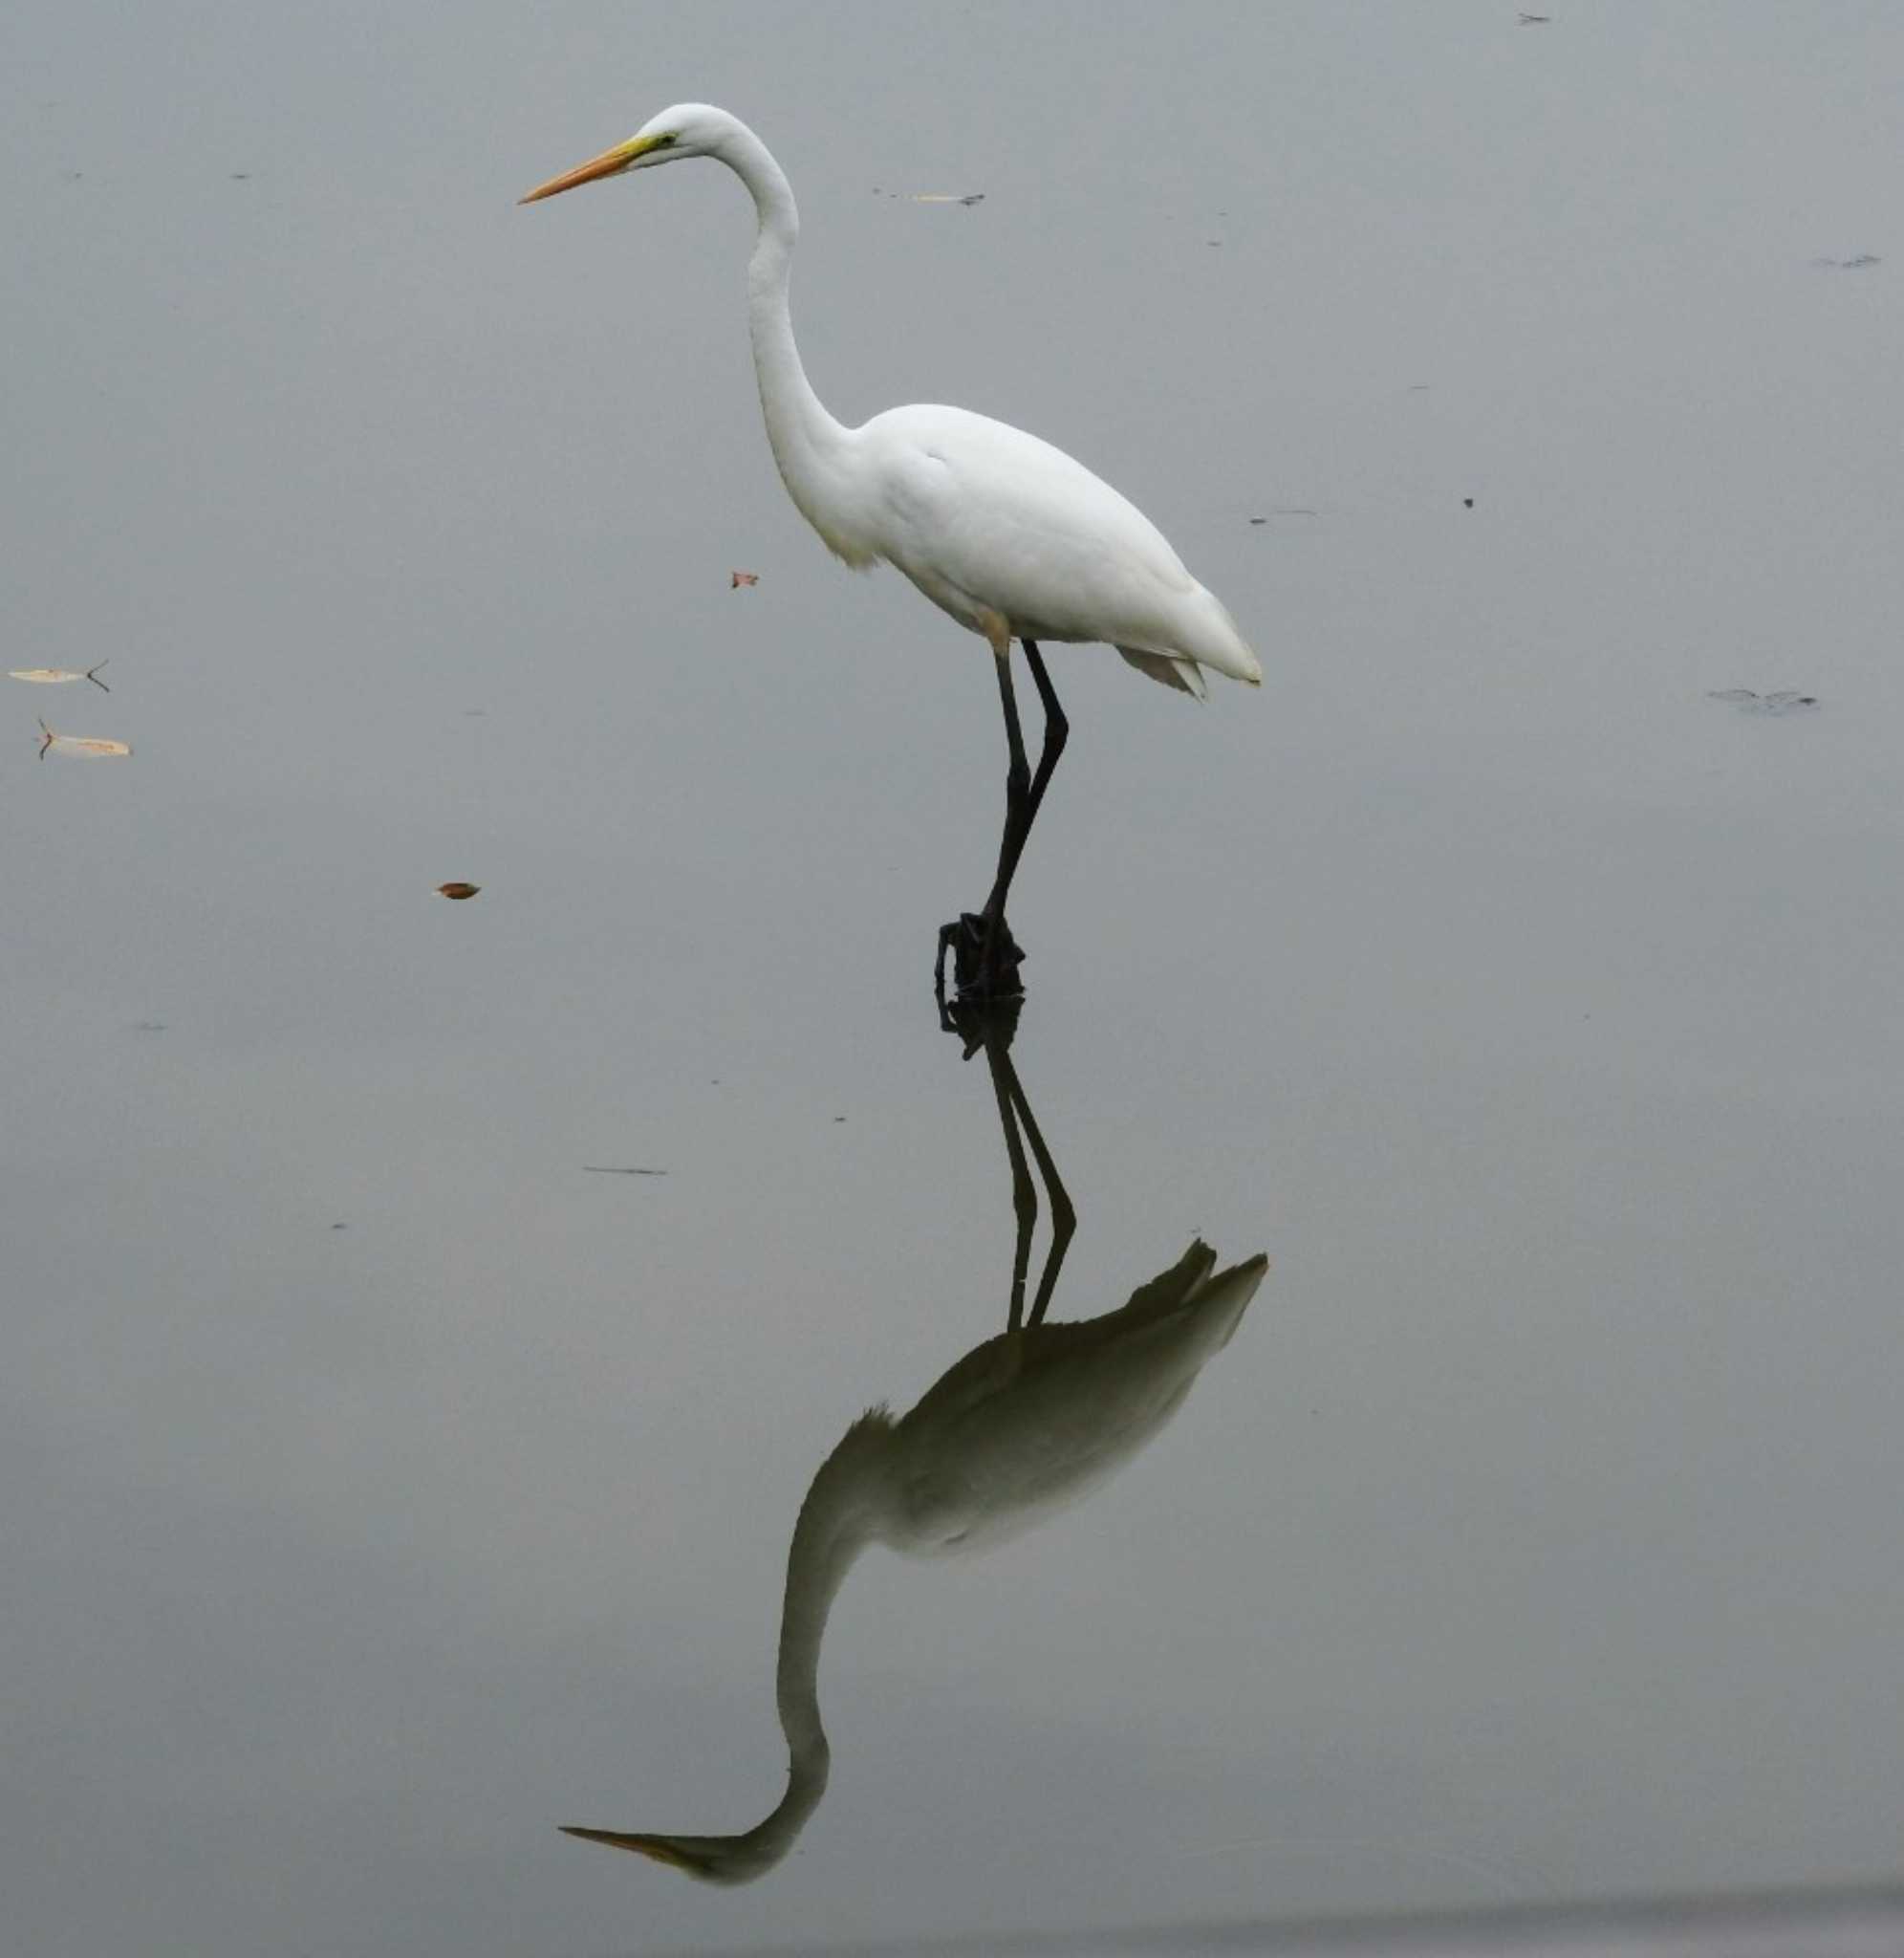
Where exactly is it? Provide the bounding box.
[978,645,1033,937]
[980,1019,1039,1334]
[934,638,1068,1004]
[1003,1055,1075,1328]
[963,1000,1077,1336]
[978,641,1068,984]
[1018,638,1070,841]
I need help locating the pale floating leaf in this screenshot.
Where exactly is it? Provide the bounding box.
[37,718,130,759]
[11,661,109,690]
[730,570,759,588]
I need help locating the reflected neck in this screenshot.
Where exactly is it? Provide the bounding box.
[773,1416,888,1761]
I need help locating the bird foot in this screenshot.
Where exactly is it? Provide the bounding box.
[935,912,1026,1035]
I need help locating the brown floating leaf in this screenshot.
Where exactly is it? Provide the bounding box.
[436,882,481,901]
[730,570,759,588]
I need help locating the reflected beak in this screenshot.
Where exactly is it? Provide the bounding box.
[519,134,669,205]
[559,1825,713,1875]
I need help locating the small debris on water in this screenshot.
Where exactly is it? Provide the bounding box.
[1707,690,1819,716]
[1519,11,1552,22]
[730,570,759,588]
[37,719,130,759]
[1810,254,1880,270]
[583,1165,668,1176]
[909,192,984,206]
[132,1021,166,1033]
[436,881,481,900]
[1463,497,1475,508]
[11,661,109,690]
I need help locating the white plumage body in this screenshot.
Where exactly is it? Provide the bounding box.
[818,403,1262,695]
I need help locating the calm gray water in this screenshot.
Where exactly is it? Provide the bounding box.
[7,5,1902,1954]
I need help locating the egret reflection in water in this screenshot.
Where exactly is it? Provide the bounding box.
[561,1002,1268,1882]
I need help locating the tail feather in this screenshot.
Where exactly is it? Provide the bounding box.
[1118,646,1209,699]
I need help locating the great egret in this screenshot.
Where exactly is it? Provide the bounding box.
[561,1238,1267,1882]
[521,104,1261,997]
[559,999,1268,1881]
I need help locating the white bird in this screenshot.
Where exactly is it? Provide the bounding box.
[521,104,1261,998]
[559,1238,1268,1882]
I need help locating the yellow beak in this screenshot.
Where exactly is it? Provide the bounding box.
[519,134,669,205]
[559,1825,711,1874]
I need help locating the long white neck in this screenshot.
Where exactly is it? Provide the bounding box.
[714,120,858,549]
[591,1415,887,1883]
[773,1413,887,1753]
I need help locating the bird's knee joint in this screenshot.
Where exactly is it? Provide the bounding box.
[976,608,1012,660]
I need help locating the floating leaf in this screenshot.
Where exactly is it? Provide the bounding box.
[730,570,759,588]
[37,718,130,759]
[11,661,109,690]
[436,881,481,900]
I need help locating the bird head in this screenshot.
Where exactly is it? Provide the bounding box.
[519,103,731,204]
